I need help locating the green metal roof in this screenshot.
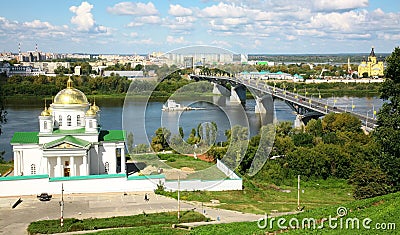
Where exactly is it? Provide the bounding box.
[99,130,126,142]
[50,173,126,181]
[43,135,91,149]
[52,128,87,134]
[10,132,39,144]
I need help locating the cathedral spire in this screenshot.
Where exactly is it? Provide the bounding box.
[370,46,376,57]
[67,76,73,89]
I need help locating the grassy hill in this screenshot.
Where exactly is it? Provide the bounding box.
[191,191,399,234]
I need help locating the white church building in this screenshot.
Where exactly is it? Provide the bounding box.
[10,78,126,177]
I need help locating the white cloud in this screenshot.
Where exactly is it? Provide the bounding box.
[69,2,95,31]
[130,32,138,37]
[127,16,161,27]
[166,35,187,44]
[312,0,369,12]
[168,4,193,17]
[201,2,247,18]
[107,2,158,16]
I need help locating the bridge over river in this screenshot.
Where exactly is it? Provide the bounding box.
[190,74,377,132]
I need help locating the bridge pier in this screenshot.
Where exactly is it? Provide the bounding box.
[212,82,230,96]
[255,96,270,114]
[230,85,246,104]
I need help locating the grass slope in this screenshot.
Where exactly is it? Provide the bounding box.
[27,211,206,235]
[158,178,354,214]
[191,191,400,235]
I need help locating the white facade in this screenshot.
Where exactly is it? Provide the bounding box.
[10,78,126,178]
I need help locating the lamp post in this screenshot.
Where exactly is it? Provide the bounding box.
[351,99,355,112]
[366,110,372,129]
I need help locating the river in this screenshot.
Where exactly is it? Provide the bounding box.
[0,96,383,161]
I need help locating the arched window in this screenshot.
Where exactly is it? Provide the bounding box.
[31,164,36,175]
[67,115,71,126]
[59,115,62,126]
[105,162,110,173]
[89,120,93,128]
[77,115,81,126]
[44,121,47,130]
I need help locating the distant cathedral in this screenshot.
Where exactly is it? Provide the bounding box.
[358,47,384,78]
[11,78,126,177]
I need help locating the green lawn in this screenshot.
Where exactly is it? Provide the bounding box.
[0,162,13,176]
[27,211,207,234]
[158,178,354,215]
[190,191,400,235]
[160,154,215,171]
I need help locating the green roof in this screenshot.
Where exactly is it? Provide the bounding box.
[99,130,126,142]
[50,173,126,181]
[52,128,87,134]
[10,132,39,144]
[0,174,48,181]
[43,135,91,149]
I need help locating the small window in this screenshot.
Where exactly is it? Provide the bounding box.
[89,120,93,128]
[59,115,62,126]
[67,115,71,126]
[44,121,47,130]
[77,115,81,126]
[105,162,109,173]
[31,164,36,175]
[65,161,69,166]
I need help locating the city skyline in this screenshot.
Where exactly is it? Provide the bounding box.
[0,0,399,54]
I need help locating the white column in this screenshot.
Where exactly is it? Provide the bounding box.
[82,155,88,176]
[70,156,75,176]
[13,151,18,176]
[121,147,126,175]
[20,152,24,175]
[44,157,48,175]
[56,156,61,177]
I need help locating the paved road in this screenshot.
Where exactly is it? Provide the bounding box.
[0,192,264,235]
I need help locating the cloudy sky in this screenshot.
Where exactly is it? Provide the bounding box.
[1,0,399,54]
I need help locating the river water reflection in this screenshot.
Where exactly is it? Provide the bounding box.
[0,96,383,161]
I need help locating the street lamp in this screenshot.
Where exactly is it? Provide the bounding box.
[366,110,372,128]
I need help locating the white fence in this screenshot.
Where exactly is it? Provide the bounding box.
[164,159,242,191]
[0,174,164,197]
[0,160,242,196]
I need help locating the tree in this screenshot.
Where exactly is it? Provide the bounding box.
[349,163,389,199]
[0,94,6,162]
[151,127,171,152]
[127,132,134,154]
[373,47,400,192]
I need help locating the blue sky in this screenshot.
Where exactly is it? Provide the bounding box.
[0,0,399,54]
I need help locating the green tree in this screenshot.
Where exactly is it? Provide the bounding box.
[151,127,171,152]
[349,162,390,199]
[374,47,400,192]
[0,94,6,162]
[127,132,134,154]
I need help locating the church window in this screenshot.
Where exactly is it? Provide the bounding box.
[59,115,62,126]
[105,162,109,173]
[77,115,81,126]
[67,115,71,126]
[44,121,47,130]
[31,164,36,175]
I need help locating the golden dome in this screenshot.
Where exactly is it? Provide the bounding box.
[40,107,51,116]
[53,78,88,105]
[86,107,96,116]
[91,101,100,113]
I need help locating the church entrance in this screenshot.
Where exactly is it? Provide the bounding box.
[64,168,70,177]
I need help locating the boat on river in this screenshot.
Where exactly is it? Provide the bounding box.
[162,99,204,111]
